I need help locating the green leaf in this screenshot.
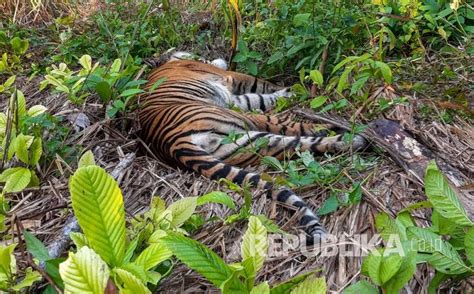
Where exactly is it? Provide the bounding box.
[114,269,151,294]
[168,197,197,228]
[336,66,354,93]
[69,166,126,266]
[27,105,47,117]
[290,276,326,294]
[267,52,284,64]
[343,280,379,294]
[15,133,34,164]
[59,246,109,294]
[317,195,339,216]
[161,232,244,290]
[365,251,383,285]
[251,281,270,294]
[70,232,88,249]
[310,96,328,110]
[383,251,417,294]
[465,227,474,266]
[262,156,284,171]
[110,59,122,73]
[10,37,29,55]
[148,77,167,93]
[374,61,392,84]
[270,271,317,294]
[23,231,50,262]
[1,167,31,193]
[427,272,448,294]
[255,215,285,234]
[0,243,16,278]
[78,150,96,168]
[424,161,472,226]
[119,88,144,97]
[375,213,406,241]
[232,53,247,63]
[293,13,311,27]
[379,254,402,285]
[407,227,470,274]
[134,243,172,271]
[11,268,41,291]
[29,137,42,165]
[79,55,92,72]
[241,216,268,273]
[95,81,112,102]
[197,191,236,210]
[309,70,324,86]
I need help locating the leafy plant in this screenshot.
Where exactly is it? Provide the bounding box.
[0,243,42,292]
[344,161,474,293]
[161,215,327,293]
[0,33,30,74]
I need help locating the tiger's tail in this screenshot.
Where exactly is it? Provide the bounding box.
[175,143,326,243]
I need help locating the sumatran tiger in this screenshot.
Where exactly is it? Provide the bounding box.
[138,52,367,243]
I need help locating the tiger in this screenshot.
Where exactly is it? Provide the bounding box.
[138,52,367,243]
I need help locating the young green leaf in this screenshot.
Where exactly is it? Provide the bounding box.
[0,243,16,278]
[69,166,126,266]
[134,243,172,271]
[161,232,244,290]
[309,70,324,86]
[465,227,474,266]
[343,280,379,294]
[262,156,284,171]
[59,246,110,294]
[270,271,318,294]
[374,61,392,84]
[78,150,96,168]
[310,96,328,110]
[290,276,326,294]
[79,55,92,72]
[317,195,339,216]
[251,281,270,294]
[241,216,268,273]
[27,105,47,117]
[23,231,50,262]
[119,88,144,97]
[11,268,41,291]
[168,197,197,227]
[379,254,403,285]
[28,137,42,166]
[114,268,151,294]
[1,167,31,193]
[407,227,470,274]
[383,251,417,294]
[70,232,88,249]
[424,161,472,226]
[197,191,236,210]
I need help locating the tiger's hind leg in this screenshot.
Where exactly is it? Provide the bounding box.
[172,140,326,242]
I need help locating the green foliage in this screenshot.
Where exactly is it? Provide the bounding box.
[0,34,30,74]
[0,243,42,292]
[346,161,474,293]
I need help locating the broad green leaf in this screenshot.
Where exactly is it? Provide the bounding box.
[110,59,122,73]
[23,231,50,262]
[317,195,339,216]
[255,215,285,234]
[336,65,354,93]
[383,251,417,294]
[11,268,41,291]
[114,268,151,293]
[59,246,109,294]
[407,227,470,274]
[69,166,126,266]
[123,238,139,264]
[267,52,284,64]
[79,55,92,72]
[379,254,402,284]
[95,81,112,102]
[365,251,383,286]
[70,232,88,249]
[251,281,270,294]
[10,37,29,55]
[241,216,268,273]
[197,191,236,210]
[374,61,392,84]
[465,227,474,266]
[148,230,167,243]
[29,137,42,165]
[309,70,324,86]
[168,197,197,227]
[0,244,16,279]
[293,13,311,27]
[343,280,379,294]
[78,150,96,168]
[424,161,472,226]
[2,167,31,193]
[375,212,406,241]
[15,133,34,164]
[270,271,317,294]
[27,105,47,117]
[290,276,326,294]
[262,156,284,171]
[119,88,144,97]
[161,232,244,290]
[134,243,172,271]
[310,96,328,110]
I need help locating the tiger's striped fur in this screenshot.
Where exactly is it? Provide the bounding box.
[139,56,366,242]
